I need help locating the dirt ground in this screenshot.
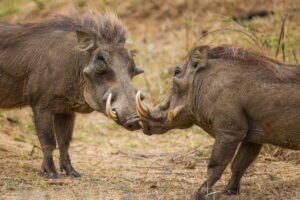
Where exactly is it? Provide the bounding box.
[0,0,299,200]
[0,109,299,200]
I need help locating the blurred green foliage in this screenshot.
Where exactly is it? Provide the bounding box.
[0,0,19,18]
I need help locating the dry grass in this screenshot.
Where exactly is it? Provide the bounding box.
[0,110,299,200]
[0,0,300,200]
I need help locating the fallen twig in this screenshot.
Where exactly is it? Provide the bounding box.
[170,145,210,161]
[111,150,169,158]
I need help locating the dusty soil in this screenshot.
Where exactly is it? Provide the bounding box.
[0,110,299,200]
[0,0,299,200]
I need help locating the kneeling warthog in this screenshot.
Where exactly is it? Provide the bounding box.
[0,12,143,178]
[136,45,300,199]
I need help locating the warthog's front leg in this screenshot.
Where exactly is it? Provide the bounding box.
[192,137,239,200]
[224,142,262,195]
[192,114,248,200]
[54,113,80,177]
[32,107,58,179]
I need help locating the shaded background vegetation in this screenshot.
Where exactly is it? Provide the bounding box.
[0,0,299,200]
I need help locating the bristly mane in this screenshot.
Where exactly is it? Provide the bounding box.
[206,45,300,81]
[0,11,127,47]
[71,12,127,44]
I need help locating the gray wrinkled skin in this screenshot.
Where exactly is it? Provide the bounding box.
[0,13,142,179]
[139,45,300,199]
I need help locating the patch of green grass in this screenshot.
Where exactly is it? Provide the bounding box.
[0,0,20,18]
[28,145,43,159]
[223,16,234,23]
[128,142,138,148]
[103,121,121,131]
[4,178,25,191]
[0,7,19,18]
[195,148,211,161]
[44,192,51,200]
[100,0,115,7]
[75,0,85,7]
[14,134,26,142]
[31,0,66,9]
[125,1,137,14]
[87,122,100,133]
[259,35,279,50]
[29,175,39,182]
[21,163,38,173]
[25,123,35,133]
[113,182,133,193]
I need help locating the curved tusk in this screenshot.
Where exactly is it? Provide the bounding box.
[138,121,144,130]
[167,111,174,123]
[167,105,184,122]
[135,90,149,118]
[105,93,117,121]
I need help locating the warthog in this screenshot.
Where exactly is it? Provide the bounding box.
[136,45,300,199]
[0,12,143,179]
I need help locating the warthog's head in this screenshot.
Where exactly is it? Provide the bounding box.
[136,46,209,134]
[76,14,143,131]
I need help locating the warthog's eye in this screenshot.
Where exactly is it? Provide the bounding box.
[192,62,198,68]
[97,54,105,62]
[174,66,181,76]
[96,52,110,65]
[94,54,109,75]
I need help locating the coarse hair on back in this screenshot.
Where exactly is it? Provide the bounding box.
[192,45,300,81]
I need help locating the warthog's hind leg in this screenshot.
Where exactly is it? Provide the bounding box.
[54,113,80,177]
[224,142,262,195]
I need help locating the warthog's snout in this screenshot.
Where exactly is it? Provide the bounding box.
[104,92,141,131]
[124,114,140,130]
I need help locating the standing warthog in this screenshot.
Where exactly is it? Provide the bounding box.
[0,12,143,179]
[136,45,300,199]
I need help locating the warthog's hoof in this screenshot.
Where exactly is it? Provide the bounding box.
[48,172,59,179]
[40,171,59,179]
[190,192,208,200]
[223,188,239,196]
[68,170,81,178]
[60,159,80,178]
[41,165,59,179]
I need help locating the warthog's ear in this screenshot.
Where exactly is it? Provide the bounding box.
[191,45,209,70]
[76,30,97,52]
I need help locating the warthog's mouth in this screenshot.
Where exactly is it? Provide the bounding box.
[105,92,141,131]
[138,120,152,135]
[136,90,187,135]
[124,113,141,131]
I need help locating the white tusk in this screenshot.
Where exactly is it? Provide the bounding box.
[138,121,144,130]
[105,93,117,121]
[135,90,149,118]
[167,105,184,122]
